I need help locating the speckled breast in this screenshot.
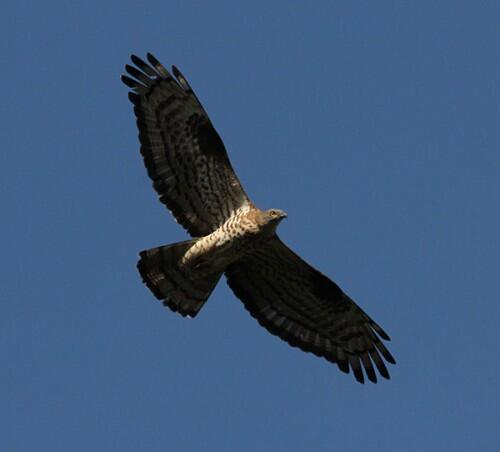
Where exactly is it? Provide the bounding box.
[181,206,264,276]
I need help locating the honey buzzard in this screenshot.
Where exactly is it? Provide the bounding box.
[121,53,395,383]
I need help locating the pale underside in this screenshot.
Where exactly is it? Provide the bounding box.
[180,205,265,277]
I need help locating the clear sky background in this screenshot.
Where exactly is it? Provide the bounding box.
[2,1,499,451]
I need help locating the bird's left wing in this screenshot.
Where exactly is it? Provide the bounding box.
[122,53,251,237]
[225,236,395,383]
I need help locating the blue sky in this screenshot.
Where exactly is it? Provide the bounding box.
[2,1,499,451]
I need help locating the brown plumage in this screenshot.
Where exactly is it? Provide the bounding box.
[122,53,396,384]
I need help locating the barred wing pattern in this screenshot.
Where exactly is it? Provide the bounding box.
[122,54,250,237]
[226,236,396,383]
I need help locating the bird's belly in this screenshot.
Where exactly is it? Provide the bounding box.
[181,226,260,276]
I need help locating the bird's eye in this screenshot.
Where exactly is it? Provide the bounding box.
[270,210,277,216]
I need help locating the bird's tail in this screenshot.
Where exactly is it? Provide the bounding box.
[137,240,223,317]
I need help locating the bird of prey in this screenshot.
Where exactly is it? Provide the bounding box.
[121,53,395,384]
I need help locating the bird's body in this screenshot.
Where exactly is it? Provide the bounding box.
[122,53,396,384]
[181,205,285,277]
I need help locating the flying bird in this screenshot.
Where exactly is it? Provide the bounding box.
[121,53,395,384]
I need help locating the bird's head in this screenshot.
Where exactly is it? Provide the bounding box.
[264,208,288,227]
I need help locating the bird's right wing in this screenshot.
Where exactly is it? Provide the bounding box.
[122,53,251,237]
[225,236,395,384]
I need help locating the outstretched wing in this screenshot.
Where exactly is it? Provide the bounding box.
[122,53,251,237]
[225,236,396,384]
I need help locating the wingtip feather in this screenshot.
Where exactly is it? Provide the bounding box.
[121,75,140,89]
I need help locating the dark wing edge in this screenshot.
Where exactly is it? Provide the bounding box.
[121,53,251,237]
[225,236,396,384]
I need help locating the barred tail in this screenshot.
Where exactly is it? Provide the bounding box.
[137,240,222,317]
